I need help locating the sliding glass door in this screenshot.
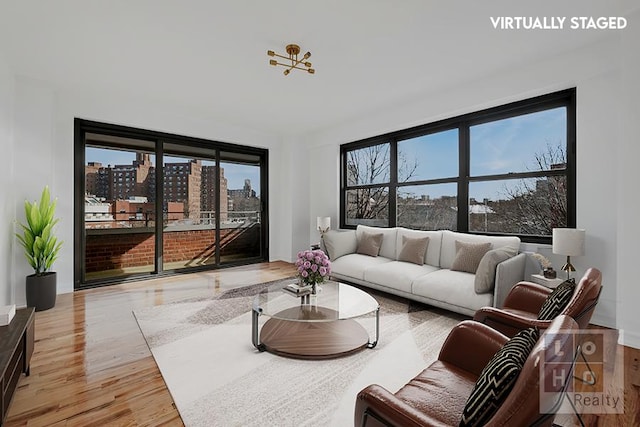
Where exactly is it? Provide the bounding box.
[75,120,268,288]
[219,152,263,264]
[84,135,157,281]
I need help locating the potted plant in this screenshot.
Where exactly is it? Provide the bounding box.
[16,186,63,311]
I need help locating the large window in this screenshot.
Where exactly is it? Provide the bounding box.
[340,89,576,243]
[75,120,268,288]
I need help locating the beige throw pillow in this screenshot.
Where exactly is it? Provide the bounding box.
[357,232,383,257]
[474,248,517,293]
[451,240,492,274]
[398,236,430,265]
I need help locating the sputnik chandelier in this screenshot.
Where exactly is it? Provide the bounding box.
[267,44,315,76]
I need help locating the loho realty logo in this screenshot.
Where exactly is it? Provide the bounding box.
[540,329,623,416]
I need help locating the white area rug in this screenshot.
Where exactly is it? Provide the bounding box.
[133,279,466,426]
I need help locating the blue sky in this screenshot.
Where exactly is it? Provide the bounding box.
[397,107,566,200]
[85,148,261,194]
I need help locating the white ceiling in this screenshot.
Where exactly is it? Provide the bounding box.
[0,0,636,135]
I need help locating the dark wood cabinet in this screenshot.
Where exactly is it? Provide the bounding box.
[0,308,35,425]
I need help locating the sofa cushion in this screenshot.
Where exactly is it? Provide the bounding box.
[330,253,393,281]
[364,261,439,294]
[322,230,357,260]
[460,327,540,426]
[440,231,521,269]
[474,247,518,294]
[396,228,442,267]
[357,232,383,257]
[356,225,397,259]
[412,269,493,312]
[537,278,576,320]
[451,241,492,274]
[398,235,430,265]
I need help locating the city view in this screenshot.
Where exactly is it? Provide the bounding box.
[83,146,263,280]
[84,149,261,229]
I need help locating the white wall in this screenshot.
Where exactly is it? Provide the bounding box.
[8,79,287,302]
[307,35,626,337]
[617,9,640,348]
[11,78,56,305]
[0,52,15,307]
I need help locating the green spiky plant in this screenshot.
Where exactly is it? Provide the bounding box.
[16,186,63,276]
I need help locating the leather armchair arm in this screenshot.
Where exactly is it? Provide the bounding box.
[502,281,552,312]
[438,320,509,377]
[473,306,555,337]
[355,385,451,427]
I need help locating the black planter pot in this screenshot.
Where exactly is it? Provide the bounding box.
[26,272,57,311]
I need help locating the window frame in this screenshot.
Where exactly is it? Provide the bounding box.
[74,119,269,289]
[340,88,576,244]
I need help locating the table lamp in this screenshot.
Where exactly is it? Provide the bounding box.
[552,228,585,280]
[317,217,331,237]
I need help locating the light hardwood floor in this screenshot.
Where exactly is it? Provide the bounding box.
[5,261,639,426]
[6,261,296,426]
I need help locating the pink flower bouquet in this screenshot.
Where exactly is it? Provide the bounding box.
[295,249,331,286]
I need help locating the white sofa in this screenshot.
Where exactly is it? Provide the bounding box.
[323,225,526,317]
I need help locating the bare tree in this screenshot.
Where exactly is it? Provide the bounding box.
[496,142,567,234]
[346,144,418,222]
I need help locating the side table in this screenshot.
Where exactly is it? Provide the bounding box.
[530,274,564,289]
[0,307,35,424]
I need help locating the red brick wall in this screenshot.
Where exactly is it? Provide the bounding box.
[85,224,261,273]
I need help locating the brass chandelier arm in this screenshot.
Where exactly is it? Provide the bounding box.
[270,61,313,71]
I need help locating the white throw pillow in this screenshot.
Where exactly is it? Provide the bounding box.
[474,248,518,293]
[322,230,357,260]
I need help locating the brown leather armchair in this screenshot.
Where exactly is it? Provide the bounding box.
[355,315,578,427]
[473,268,602,337]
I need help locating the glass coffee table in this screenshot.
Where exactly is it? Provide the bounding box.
[252,281,379,359]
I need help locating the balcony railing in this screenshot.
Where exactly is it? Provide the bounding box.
[85,210,261,229]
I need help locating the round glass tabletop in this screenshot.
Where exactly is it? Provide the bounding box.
[253,281,379,322]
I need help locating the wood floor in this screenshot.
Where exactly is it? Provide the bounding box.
[5,261,297,426]
[5,261,639,426]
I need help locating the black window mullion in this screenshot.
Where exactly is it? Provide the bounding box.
[389,140,398,227]
[155,141,164,274]
[566,91,577,228]
[214,149,221,265]
[458,124,469,232]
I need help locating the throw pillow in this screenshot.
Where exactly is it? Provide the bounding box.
[356,232,383,257]
[459,327,540,427]
[451,241,492,274]
[398,236,430,265]
[322,230,357,260]
[537,278,577,320]
[473,248,517,294]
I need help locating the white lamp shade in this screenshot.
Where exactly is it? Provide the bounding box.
[317,216,331,231]
[552,228,586,256]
